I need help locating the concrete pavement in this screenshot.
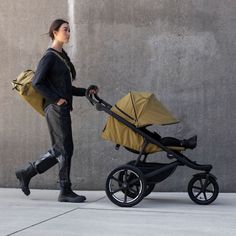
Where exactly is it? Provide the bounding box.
[0,188,235,236]
[2,0,236,192]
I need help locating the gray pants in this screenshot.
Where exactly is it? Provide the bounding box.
[34,103,74,188]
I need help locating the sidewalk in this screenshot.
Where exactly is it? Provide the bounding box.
[0,188,235,236]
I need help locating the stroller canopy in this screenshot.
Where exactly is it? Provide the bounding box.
[111,92,179,127]
[102,92,180,153]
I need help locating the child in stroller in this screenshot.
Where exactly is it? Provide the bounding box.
[86,87,219,207]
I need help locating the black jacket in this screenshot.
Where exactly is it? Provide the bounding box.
[32,48,86,110]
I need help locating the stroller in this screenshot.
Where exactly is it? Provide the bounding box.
[86,88,219,207]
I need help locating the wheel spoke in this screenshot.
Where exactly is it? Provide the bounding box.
[199,179,204,189]
[124,189,128,203]
[129,187,139,195]
[111,187,124,194]
[202,178,209,191]
[124,170,128,182]
[195,191,202,198]
[205,188,214,193]
[129,178,139,185]
[203,192,208,200]
[192,186,202,191]
[111,176,123,185]
[205,181,212,189]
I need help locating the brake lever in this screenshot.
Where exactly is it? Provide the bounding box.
[88,94,94,105]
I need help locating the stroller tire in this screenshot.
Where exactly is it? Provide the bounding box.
[188,174,219,205]
[105,165,146,207]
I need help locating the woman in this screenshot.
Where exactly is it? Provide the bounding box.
[15,19,98,203]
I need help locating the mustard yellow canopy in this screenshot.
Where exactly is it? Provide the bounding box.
[101,92,181,153]
[111,92,178,127]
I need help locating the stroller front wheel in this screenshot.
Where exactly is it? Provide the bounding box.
[105,165,146,207]
[188,174,219,205]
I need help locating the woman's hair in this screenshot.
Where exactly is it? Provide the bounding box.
[49,19,69,40]
[48,19,76,80]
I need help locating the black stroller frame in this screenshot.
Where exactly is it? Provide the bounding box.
[86,89,219,207]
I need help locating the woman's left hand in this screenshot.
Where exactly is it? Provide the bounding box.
[88,86,99,95]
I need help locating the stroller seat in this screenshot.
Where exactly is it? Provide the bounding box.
[119,128,197,154]
[140,128,197,150]
[161,135,197,150]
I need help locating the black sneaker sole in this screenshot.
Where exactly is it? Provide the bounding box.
[58,196,86,203]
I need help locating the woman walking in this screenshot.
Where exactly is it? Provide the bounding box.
[15,19,98,203]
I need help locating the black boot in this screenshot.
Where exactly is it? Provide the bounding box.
[181,135,197,149]
[15,163,37,196]
[16,152,58,196]
[58,187,86,203]
[57,155,85,203]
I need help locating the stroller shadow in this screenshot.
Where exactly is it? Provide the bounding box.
[138,192,231,209]
[142,195,192,207]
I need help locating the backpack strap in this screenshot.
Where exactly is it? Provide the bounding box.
[47,50,71,72]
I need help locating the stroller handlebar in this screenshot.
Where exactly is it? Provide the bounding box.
[85,85,100,104]
[86,85,112,110]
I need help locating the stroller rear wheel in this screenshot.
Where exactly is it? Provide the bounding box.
[105,165,146,207]
[188,174,219,205]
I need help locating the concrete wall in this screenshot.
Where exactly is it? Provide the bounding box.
[0,0,235,192]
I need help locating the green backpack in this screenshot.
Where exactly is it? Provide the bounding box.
[12,51,71,116]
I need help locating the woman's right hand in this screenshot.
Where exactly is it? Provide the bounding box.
[56,98,67,106]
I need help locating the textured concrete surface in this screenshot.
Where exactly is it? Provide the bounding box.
[0,189,236,236]
[0,0,235,191]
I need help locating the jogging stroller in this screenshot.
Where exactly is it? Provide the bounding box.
[86,87,219,207]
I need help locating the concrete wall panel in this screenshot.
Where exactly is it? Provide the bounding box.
[0,0,235,191]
